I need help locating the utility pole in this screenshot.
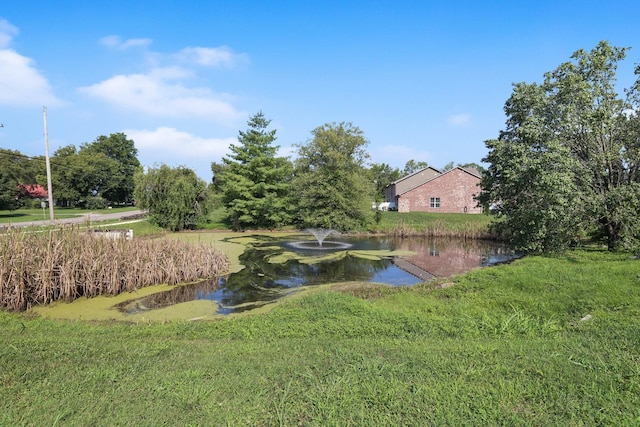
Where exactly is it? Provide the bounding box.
[43,107,55,224]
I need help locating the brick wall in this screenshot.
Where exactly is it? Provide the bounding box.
[398,168,482,213]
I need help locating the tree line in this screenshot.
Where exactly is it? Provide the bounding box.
[1,114,459,232]
[0,133,139,210]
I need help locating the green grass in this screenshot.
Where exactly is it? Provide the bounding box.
[103,218,166,237]
[200,206,496,235]
[0,205,139,224]
[200,205,229,229]
[1,249,639,425]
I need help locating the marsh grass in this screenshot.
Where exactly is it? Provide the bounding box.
[0,226,228,311]
[373,211,497,239]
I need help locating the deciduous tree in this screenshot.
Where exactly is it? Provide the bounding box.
[134,164,210,231]
[50,145,120,207]
[479,41,640,252]
[292,122,375,232]
[369,163,401,201]
[0,169,18,210]
[80,133,140,204]
[402,159,429,175]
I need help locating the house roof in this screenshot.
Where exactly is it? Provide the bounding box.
[459,167,482,178]
[396,166,481,196]
[388,166,441,186]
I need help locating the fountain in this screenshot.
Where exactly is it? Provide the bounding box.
[305,228,336,246]
[286,228,352,251]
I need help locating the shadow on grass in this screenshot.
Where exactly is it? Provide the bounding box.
[0,212,30,219]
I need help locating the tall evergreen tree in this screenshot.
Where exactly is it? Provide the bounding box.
[215,111,293,230]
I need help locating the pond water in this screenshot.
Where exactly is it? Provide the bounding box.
[116,235,519,316]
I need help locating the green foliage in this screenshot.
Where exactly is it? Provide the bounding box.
[134,164,210,231]
[480,41,640,252]
[0,149,43,186]
[0,149,47,210]
[85,196,107,210]
[293,122,375,232]
[50,145,81,206]
[214,112,293,230]
[369,163,401,201]
[79,133,140,203]
[481,135,582,251]
[402,159,429,175]
[47,133,140,207]
[51,145,121,207]
[441,160,455,172]
[0,169,19,210]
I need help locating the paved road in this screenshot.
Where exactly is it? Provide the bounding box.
[0,209,147,228]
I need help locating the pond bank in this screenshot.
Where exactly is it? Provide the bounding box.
[31,232,517,321]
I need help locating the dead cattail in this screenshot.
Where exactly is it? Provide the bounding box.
[0,226,229,311]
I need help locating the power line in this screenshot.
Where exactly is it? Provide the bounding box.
[0,148,87,172]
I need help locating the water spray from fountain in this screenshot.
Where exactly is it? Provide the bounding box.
[304,228,336,247]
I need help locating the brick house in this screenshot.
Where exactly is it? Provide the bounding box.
[385,166,482,213]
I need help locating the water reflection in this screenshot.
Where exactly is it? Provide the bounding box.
[117,235,519,316]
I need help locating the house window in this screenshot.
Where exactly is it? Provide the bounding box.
[430,197,440,208]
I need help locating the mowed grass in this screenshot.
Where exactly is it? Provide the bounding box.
[1,249,639,425]
[0,205,140,224]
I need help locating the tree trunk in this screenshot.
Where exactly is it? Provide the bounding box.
[607,221,621,251]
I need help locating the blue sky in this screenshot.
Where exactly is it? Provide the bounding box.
[1,1,640,180]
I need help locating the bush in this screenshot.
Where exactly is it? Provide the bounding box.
[85,196,107,209]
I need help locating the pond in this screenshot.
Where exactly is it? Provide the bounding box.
[116,234,519,316]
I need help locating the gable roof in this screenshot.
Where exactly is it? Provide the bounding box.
[459,167,482,178]
[396,166,481,196]
[388,166,441,186]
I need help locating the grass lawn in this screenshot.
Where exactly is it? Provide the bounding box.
[1,249,639,425]
[0,205,140,224]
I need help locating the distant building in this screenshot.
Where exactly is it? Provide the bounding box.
[385,167,482,213]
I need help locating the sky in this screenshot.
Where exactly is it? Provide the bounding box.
[1,1,640,181]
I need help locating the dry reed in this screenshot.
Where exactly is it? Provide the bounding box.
[0,226,229,311]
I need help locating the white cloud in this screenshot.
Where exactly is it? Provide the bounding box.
[82,39,249,122]
[126,127,234,159]
[448,113,472,126]
[0,19,18,48]
[78,71,243,122]
[0,21,62,107]
[175,46,249,68]
[100,35,152,50]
